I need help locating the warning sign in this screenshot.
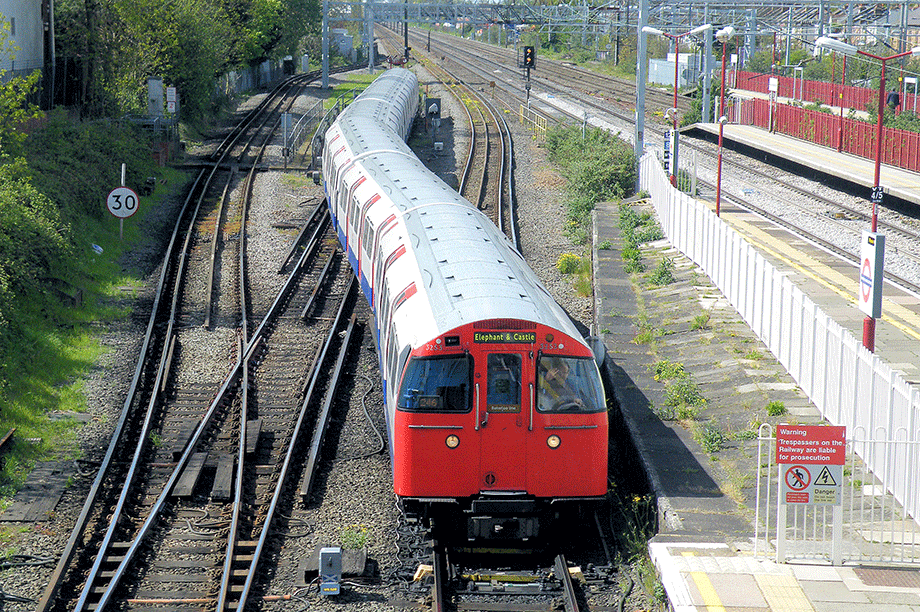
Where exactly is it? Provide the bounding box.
[776,424,846,465]
[815,466,837,486]
[784,465,810,490]
[777,424,845,506]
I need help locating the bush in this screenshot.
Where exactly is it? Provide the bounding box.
[556,253,582,274]
[649,257,675,285]
[545,124,637,229]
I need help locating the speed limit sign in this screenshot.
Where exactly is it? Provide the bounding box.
[106,187,140,219]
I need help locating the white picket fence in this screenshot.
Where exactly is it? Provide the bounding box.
[639,153,920,531]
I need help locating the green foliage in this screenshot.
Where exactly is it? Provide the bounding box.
[651,359,685,381]
[0,20,43,158]
[545,124,637,236]
[648,257,675,286]
[53,0,321,118]
[599,240,612,250]
[556,253,582,274]
[0,113,173,501]
[23,111,158,223]
[765,400,787,417]
[694,422,726,454]
[341,524,369,549]
[664,373,705,412]
[690,313,710,331]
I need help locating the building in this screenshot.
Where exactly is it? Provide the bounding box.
[0,1,46,77]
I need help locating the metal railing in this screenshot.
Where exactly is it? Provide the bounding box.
[755,424,920,565]
[519,104,548,141]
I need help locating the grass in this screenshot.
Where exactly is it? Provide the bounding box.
[766,400,787,416]
[691,313,711,330]
[694,422,726,454]
[556,253,593,297]
[648,257,675,286]
[0,164,191,501]
[341,524,369,549]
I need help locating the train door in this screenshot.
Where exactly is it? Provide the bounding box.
[478,352,530,492]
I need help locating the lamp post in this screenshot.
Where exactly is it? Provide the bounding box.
[643,23,712,186]
[715,26,735,217]
[815,37,920,351]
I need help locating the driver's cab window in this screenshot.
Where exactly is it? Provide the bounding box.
[487,354,521,413]
[537,356,604,413]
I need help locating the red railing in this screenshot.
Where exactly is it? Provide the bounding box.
[735,70,920,114]
[739,98,920,173]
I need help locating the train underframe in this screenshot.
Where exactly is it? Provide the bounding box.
[402,492,606,546]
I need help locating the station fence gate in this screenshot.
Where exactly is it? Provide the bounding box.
[755,424,920,565]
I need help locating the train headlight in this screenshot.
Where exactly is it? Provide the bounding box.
[446,435,460,449]
[547,435,561,449]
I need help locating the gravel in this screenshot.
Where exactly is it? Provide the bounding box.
[0,65,603,611]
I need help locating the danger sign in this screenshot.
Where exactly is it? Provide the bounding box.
[777,424,845,506]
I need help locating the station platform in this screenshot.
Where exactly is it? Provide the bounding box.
[690,121,920,209]
[592,129,920,609]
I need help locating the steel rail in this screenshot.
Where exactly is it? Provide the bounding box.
[92,206,332,612]
[64,74,314,612]
[236,299,358,612]
[479,93,512,242]
[431,543,449,612]
[75,153,226,612]
[555,554,580,612]
[278,202,325,273]
[33,167,206,612]
[205,178,234,328]
[217,212,335,610]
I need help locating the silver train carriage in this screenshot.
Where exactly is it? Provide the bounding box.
[321,68,608,540]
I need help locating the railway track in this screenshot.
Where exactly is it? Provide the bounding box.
[405,27,920,297]
[36,67,367,612]
[413,27,688,118]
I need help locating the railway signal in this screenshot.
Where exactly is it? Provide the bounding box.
[523,45,536,68]
[520,46,535,107]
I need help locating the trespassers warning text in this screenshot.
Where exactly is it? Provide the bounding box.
[775,424,846,465]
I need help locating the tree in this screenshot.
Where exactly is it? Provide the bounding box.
[0,19,43,158]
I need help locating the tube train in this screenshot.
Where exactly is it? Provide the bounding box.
[322,68,608,541]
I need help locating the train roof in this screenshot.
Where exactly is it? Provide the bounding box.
[334,110,584,346]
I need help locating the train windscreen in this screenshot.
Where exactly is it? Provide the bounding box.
[536,356,605,413]
[398,354,472,412]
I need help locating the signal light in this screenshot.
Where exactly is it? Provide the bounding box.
[523,46,536,68]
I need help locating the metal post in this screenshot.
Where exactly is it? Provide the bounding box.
[716,40,727,215]
[322,0,330,88]
[635,0,648,161]
[404,1,409,62]
[367,3,375,73]
[702,3,712,123]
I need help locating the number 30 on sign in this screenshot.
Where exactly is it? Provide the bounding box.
[107,187,140,219]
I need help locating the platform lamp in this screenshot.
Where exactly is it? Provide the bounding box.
[815,36,920,351]
[714,26,735,217]
[643,23,712,187]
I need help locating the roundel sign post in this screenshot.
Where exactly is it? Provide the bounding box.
[107,186,140,240]
[858,230,885,320]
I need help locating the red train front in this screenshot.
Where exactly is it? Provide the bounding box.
[393,319,608,541]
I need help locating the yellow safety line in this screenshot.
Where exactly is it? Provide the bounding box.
[682,552,726,612]
[724,211,920,342]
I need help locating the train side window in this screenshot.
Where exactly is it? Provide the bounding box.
[536,356,605,413]
[398,354,472,413]
[487,354,521,412]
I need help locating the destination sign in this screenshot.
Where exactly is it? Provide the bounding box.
[473,332,536,344]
